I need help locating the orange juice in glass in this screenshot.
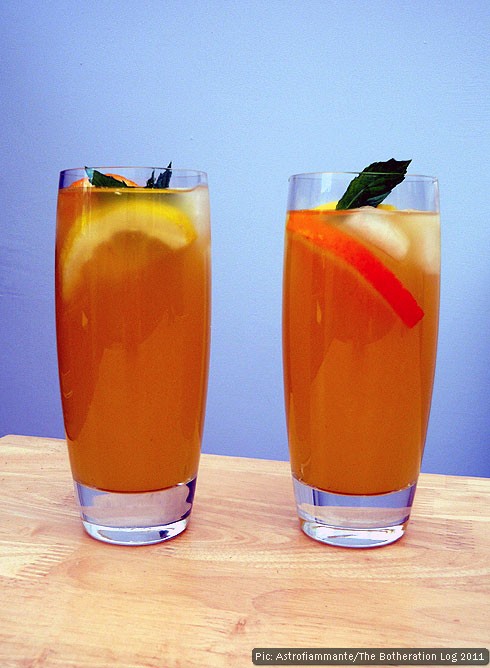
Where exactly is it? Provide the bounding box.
[283,163,440,547]
[55,167,210,545]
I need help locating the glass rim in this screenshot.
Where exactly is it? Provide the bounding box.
[59,166,207,177]
[289,171,437,183]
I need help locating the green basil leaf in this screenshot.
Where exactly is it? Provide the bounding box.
[146,162,172,189]
[336,159,411,210]
[85,168,128,188]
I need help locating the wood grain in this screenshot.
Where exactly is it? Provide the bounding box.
[0,434,488,667]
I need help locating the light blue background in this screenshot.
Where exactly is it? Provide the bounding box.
[1,0,489,477]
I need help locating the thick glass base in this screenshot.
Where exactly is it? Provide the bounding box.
[74,478,196,546]
[293,476,417,548]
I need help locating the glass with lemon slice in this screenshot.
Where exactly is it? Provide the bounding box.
[55,167,210,545]
[283,170,440,547]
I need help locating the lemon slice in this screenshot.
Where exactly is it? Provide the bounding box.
[315,201,396,211]
[61,199,197,298]
[315,201,337,210]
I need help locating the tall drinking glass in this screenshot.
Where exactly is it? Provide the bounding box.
[55,167,211,545]
[283,171,440,547]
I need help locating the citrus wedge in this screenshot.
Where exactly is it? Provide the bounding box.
[61,198,197,298]
[67,173,140,188]
[287,210,424,328]
[315,202,396,211]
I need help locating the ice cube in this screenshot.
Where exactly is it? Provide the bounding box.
[411,213,440,274]
[342,207,410,261]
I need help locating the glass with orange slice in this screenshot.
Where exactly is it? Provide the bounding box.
[55,167,211,545]
[282,167,440,547]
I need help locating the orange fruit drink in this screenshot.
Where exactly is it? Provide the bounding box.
[55,171,210,494]
[283,203,440,496]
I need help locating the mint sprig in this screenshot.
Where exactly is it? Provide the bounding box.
[336,159,411,210]
[85,163,173,189]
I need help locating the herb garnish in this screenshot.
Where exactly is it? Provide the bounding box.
[85,162,173,189]
[336,159,411,210]
[85,168,128,188]
[145,162,172,189]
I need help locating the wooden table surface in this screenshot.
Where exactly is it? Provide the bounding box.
[0,434,488,667]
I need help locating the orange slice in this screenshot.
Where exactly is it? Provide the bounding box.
[67,173,139,188]
[287,210,424,328]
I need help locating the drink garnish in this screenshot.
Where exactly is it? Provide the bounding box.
[287,210,424,327]
[61,196,197,298]
[336,159,411,210]
[85,168,129,188]
[146,163,172,189]
[84,163,173,189]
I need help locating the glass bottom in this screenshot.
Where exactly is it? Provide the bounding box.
[293,476,417,548]
[74,477,196,546]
